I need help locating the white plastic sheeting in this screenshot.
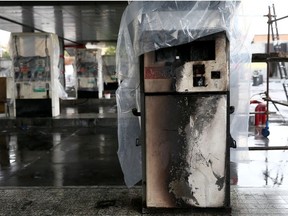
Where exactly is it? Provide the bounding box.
[116,0,254,187]
[0,59,12,77]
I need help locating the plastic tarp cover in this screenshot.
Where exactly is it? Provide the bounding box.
[73,48,103,91]
[116,0,254,187]
[9,32,67,100]
[0,59,12,77]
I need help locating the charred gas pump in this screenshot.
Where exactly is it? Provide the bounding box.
[10,33,60,117]
[140,31,230,211]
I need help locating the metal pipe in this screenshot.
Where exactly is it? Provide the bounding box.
[266,6,271,122]
[249,146,288,150]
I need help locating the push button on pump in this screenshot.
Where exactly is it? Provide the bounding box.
[211,71,221,79]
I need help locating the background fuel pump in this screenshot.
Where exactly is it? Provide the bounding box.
[9,32,61,117]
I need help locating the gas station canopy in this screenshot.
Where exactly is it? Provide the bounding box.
[0,1,128,46]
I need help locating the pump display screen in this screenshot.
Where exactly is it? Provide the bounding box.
[14,56,50,81]
[76,62,98,77]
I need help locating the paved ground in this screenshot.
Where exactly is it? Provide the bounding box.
[2,186,288,215]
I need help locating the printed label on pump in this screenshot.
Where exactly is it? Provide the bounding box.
[144,67,173,79]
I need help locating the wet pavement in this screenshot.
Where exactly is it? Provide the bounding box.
[0,97,124,187]
[3,124,288,188]
[233,78,288,189]
[0,126,125,186]
[0,80,288,215]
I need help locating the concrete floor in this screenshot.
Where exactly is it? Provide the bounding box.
[0,80,288,215]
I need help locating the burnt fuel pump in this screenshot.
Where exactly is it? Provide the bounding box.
[139,31,231,211]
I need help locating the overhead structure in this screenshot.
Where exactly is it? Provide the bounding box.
[0,1,128,47]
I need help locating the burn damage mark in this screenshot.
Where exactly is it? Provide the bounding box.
[209,159,225,190]
[169,177,200,206]
[20,200,33,211]
[168,95,223,206]
[213,171,225,191]
[95,200,116,209]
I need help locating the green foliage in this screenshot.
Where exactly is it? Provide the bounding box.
[1,50,11,59]
[105,46,116,55]
[64,50,70,57]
